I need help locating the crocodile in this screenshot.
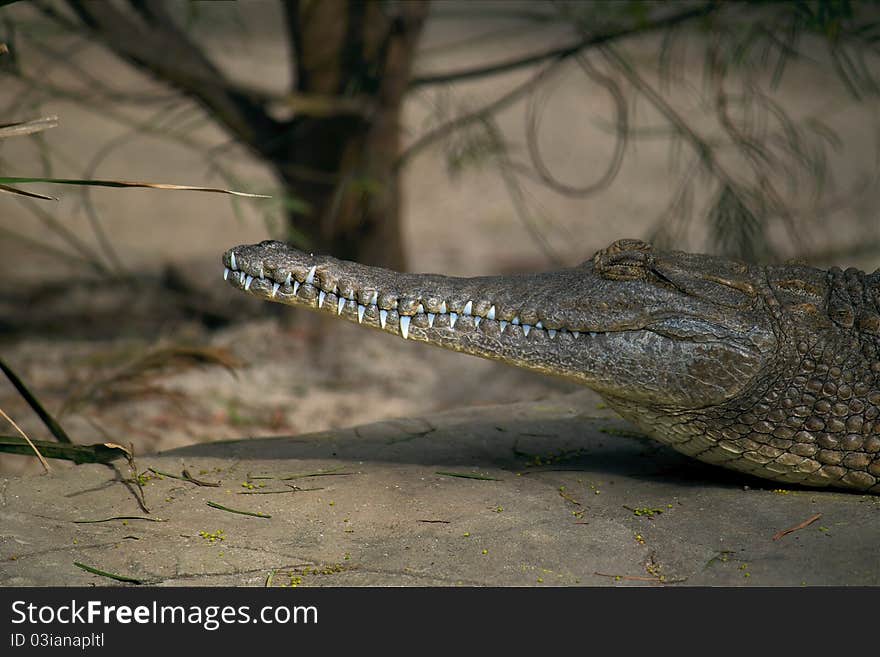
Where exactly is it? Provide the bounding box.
[222,238,880,494]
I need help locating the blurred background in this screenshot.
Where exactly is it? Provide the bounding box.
[2,0,879,475]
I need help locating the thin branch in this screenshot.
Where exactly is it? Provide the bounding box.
[2,175,111,275]
[486,117,566,266]
[0,224,98,269]
[77,101,195,277]
[601,45,735,189]
[0,357,73,444]
[397,60,560,170]
[524,52,628,197]
[14,28,180,105]
[409,3,719,88]
[53,0,280,155]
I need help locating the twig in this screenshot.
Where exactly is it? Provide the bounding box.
[0,407,50,472]
[515,468,590,476]
[248,466,356,481]
[125,444,148,514]
[147,467,221,487]
[772,512,822,541]
[435,471,502,481]
[73,516,166,524]
[594,571,664,583]
[182,469,222,487]
[238,488,321,495]
[206,501,271,518]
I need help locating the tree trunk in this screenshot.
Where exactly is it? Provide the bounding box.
[280,0,428,271]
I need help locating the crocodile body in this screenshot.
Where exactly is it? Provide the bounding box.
[222,238,880,494]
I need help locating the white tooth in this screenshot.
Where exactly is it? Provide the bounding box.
[337,297,346,315]
[293,281,300,295]
[370,291,378,305]
[259,265,264,279]
[548,329,557,339]
[449,312,458,328]
[400,315,410,339]
[439,301,447,314]
[590,332,598,337]
[487,306,496,320]
[416,304,425,314]
[271,282,280,297]
[427,313,435,328]
[223,267,230,280]
[230,252,237,269]
[523,324,531,337]
[305,266,316,285]
[463,301,472,316]
[285,272,292,286]
[380,309,388,328]
[357,304,366,323]
[474,316,482,327]
[572,331,580,339]
[535,321,543,329]
[318,290,326,307]
[244,275,253,290]
[500,321,508,332]
[511,316,520,325]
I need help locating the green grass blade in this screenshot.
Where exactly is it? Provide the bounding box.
[73,562,143,584]
[0,436,126,463]
[206,501,271,518]
[435,471,501,481]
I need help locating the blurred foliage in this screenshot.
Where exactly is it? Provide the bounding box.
[421,0,880,262]
[3,1,880,269]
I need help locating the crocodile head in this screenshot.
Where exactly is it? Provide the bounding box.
[221,238,777,414]
[221,237,880,493]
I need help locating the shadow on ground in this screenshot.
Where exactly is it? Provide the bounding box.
[2,391,878,586]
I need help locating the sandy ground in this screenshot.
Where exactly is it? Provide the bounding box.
[6,391,879,587]
[1,2,879,476]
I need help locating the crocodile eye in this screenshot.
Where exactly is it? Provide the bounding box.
[594,240,654,281]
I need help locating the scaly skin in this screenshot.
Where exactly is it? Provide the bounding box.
[222,238,880,493]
